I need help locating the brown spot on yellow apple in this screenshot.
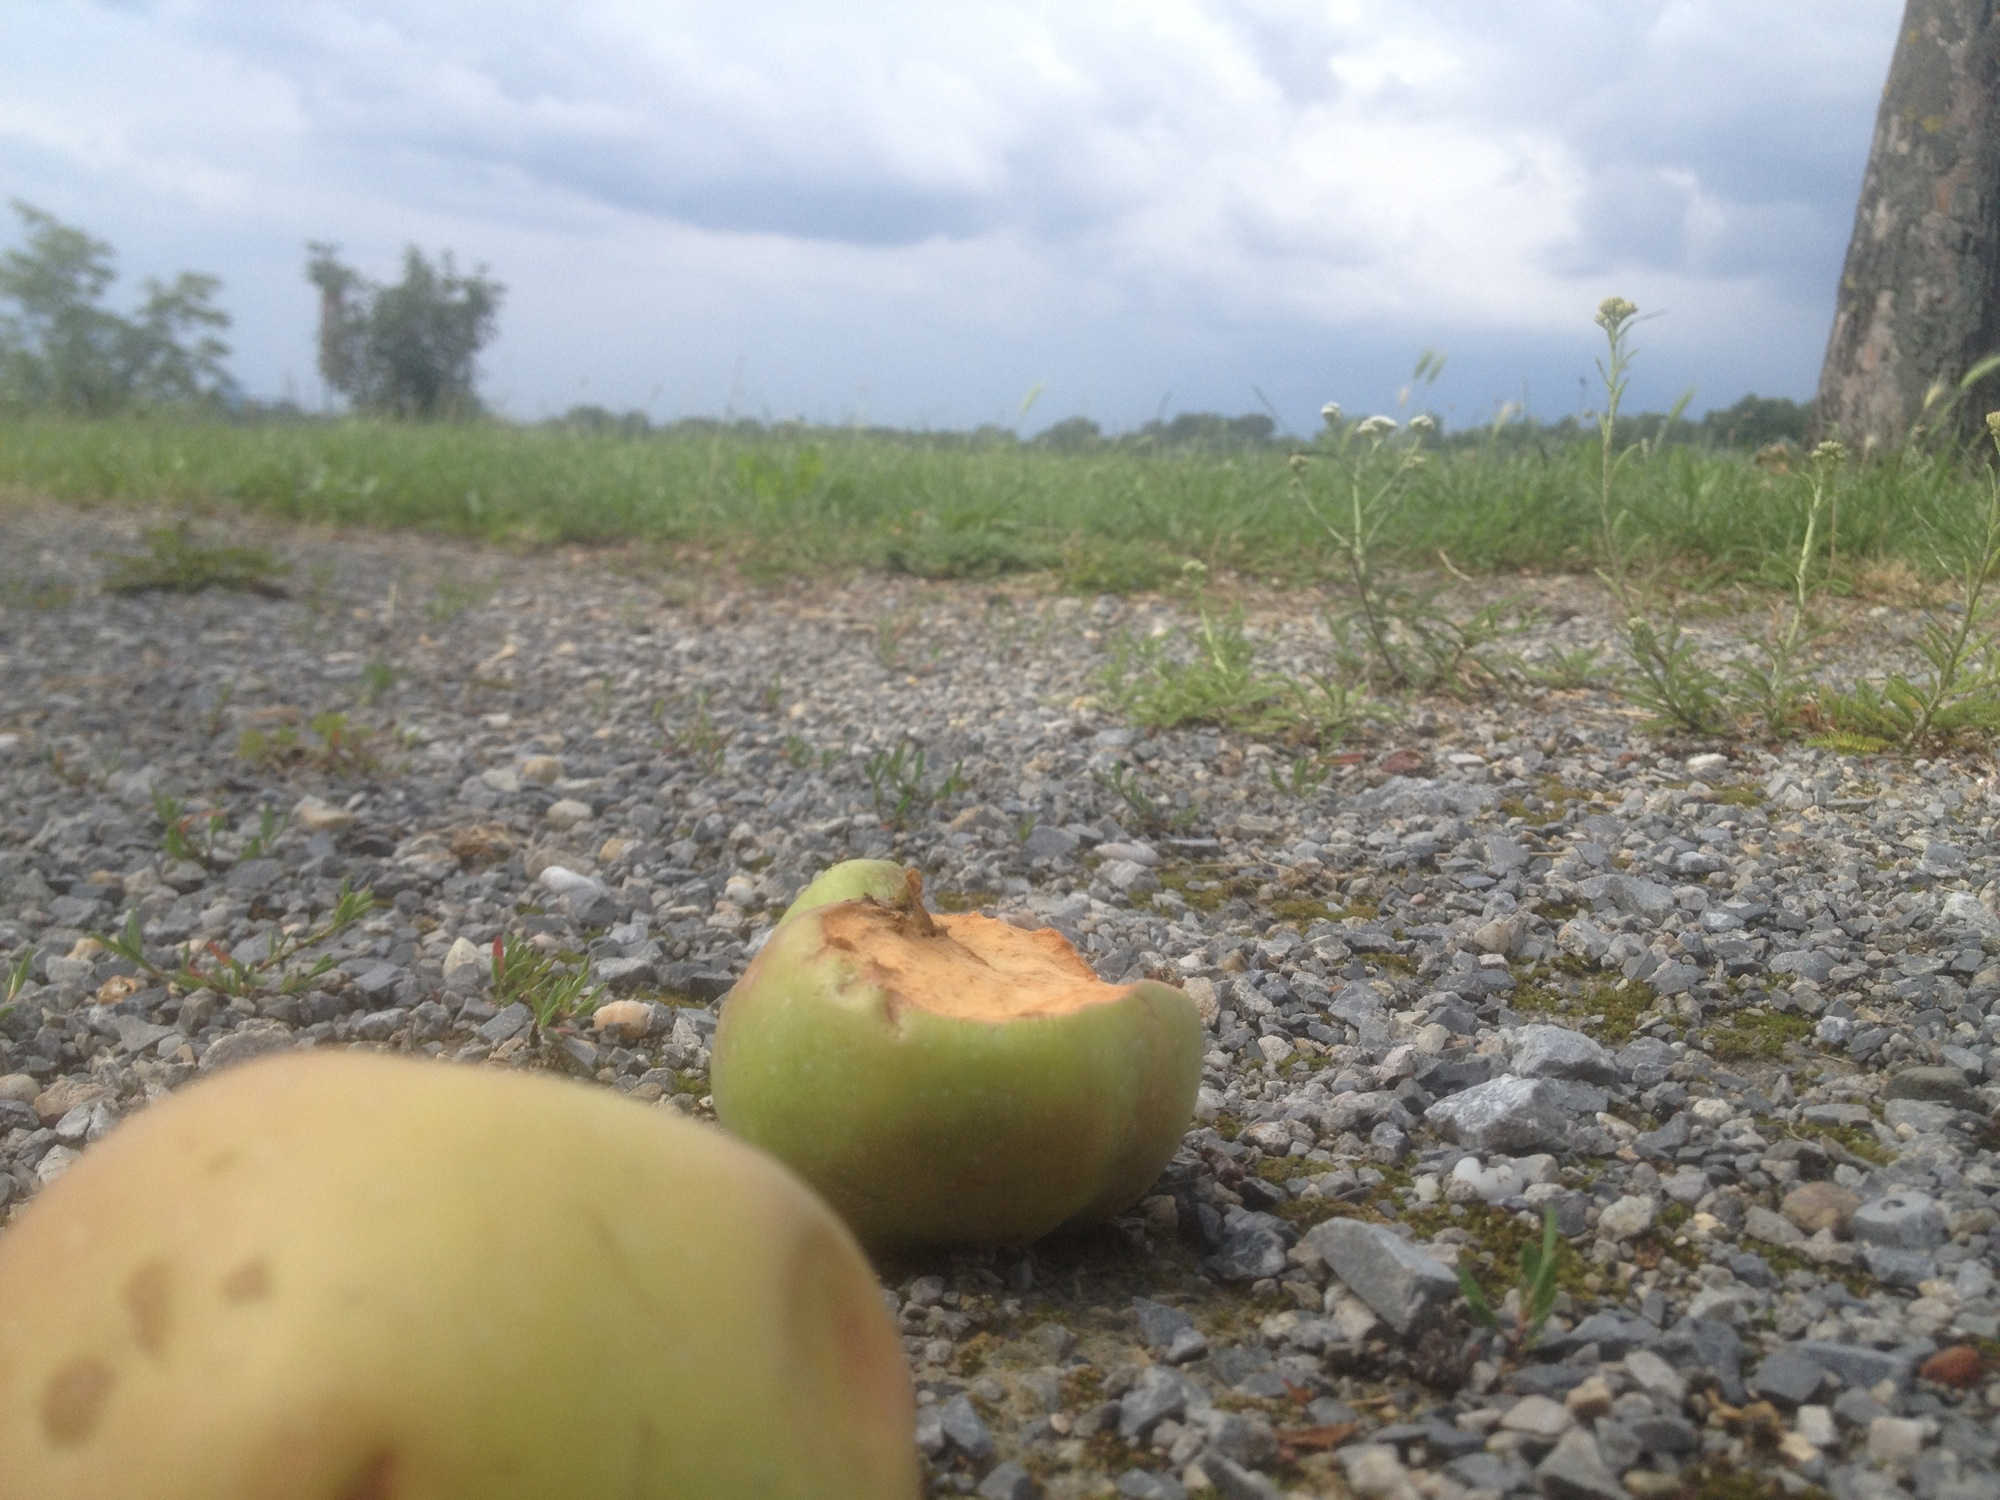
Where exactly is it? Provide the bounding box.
[41,1356,115,1446]
[219,1257,271,1304]
[122,1258,173,1356]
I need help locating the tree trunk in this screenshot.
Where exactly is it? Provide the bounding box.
[1816,0,2000,451]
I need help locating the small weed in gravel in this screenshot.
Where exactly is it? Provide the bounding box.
[490,933,600,1030]
[1456,1204,1565,1354]
[424,575,496,622]
[1099,568,1289,731]
[151,790,283,868]
[0,572,74,609]
[665,690,730,773]
[103,521,290,596]
[3,948,32,1011]
[865,740,967,827]
[1096,761,1199,837]
[237,711,386,777]
[94,880,375,997]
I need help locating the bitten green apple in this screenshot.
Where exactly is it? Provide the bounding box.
[0,1050,918,1500]
[775,856,909,925]
[712,863,1205,1249]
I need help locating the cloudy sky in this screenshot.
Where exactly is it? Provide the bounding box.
[4,1,1899,435]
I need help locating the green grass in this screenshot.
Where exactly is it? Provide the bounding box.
[4,409,1997,590]
[16,335,2000,757]
[490,933,601,1030]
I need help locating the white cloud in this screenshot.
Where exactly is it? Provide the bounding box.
[0,0,1905,426]
[1,3,303,213]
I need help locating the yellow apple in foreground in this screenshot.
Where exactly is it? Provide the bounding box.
[0,1050,918,1500]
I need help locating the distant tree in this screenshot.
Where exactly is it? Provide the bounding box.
[559,403,617,432]
[1228,413,1277,445]
[1159,413,1223,447]
[306,242,504,419]
[1034,416,1103,451]
[0,200,234,413]
[1130,411,1285,450]
[231,396,313,425]
[558,404,651,437]
[1816,0,2000,450]
[305,242,366,404]
[121,272,236,407]
[1699,394,1813,450]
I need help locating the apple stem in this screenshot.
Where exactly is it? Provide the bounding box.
[900,867,938,938]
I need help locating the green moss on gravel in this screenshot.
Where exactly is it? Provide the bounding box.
[1742,1240,1877,1299]
[1771,1116,1893,1167]
[1253,1154,1315,1185]
[1508,963,1657,1045]
[1153,861,1366,928]
[1496,776,1607,821]
[1152,862,1247,914]
[1703,1007,1813,1061]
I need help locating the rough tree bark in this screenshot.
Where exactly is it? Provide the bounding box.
[1816,0,2000,450]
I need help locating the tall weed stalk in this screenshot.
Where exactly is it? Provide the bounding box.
[1591,298,1727,734]
[1813,411,2000,748]
[1727,440,1845,734]
[1294,360,1526,693]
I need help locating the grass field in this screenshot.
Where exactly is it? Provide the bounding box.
[8,385,2000,753]
[0,410,1993,596]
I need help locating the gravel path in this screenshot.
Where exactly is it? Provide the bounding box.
[3,500,1998,1500]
